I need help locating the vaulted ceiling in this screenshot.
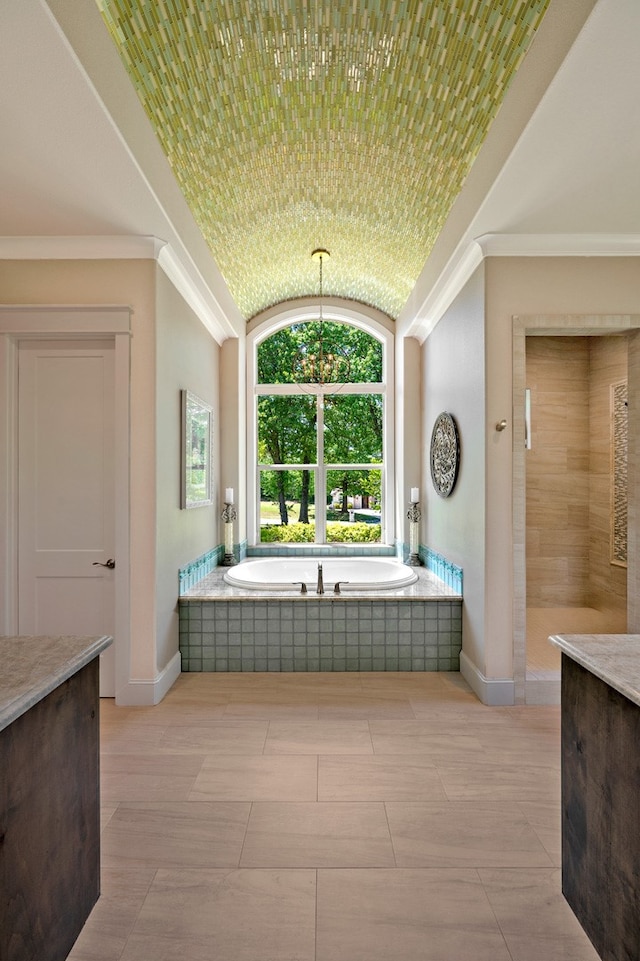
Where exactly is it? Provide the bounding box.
[1,0,638,341]
[96,0,550,319]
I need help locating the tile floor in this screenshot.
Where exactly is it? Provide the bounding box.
[69,672,600,961]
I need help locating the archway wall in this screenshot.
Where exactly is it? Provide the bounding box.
[485,256,640,701]
[422,264,487,684]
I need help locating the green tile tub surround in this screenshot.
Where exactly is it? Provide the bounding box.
[179,597,461,673]
[96,0,550,320]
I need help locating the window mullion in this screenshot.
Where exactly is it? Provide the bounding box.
[316,394,326,544]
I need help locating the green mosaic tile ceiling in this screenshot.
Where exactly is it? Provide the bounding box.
[97,0,550,320]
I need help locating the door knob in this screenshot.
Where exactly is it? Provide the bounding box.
[92,558,115,569]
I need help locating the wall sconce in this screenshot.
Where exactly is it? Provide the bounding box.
[407,488,422,566]
[221,488,237,566]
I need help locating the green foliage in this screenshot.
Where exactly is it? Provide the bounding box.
[327,522,381,543]
[257,322,382,385]
[257,321,385,541]
[260,522,381,543]
[260,523,315,543]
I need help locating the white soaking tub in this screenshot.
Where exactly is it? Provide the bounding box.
[223,556,418,592]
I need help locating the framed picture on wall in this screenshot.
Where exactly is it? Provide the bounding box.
[181,389,213,508]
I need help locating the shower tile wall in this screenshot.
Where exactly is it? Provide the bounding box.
[588,336,628,615]
[526,337,590,606]
[179,598,462,672]
[526,334,628,615]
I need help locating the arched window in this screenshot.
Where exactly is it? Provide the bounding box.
[247,303,394,546]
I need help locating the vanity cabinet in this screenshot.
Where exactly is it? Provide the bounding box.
[551,634,640,961]
[0,635,111,961]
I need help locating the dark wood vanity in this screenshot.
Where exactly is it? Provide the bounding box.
[0,634,111,961]
[550,633,640,961]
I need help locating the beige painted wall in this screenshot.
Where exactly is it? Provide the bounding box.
[422,265,486,673]
[396,336,422,551]
[0,258,158,682]
[486,257,640,680]
[155,267,220,673]
[220,337,246,545]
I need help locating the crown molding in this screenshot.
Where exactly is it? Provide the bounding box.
[156,243,238,344]
[0,234,240,344]
[476,232,640,257]
[406,233,640,343]
[404,241,484,344]
[0,234,165,260]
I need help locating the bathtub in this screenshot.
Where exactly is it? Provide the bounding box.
[223,556,418,592]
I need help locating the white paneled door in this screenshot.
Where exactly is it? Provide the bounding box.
[18,343,116,695]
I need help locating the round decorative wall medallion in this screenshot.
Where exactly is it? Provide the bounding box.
[430,412,460,497]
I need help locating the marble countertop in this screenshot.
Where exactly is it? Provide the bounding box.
[181,566,461,601]
[0,635,112,733]
[549,633,640,708]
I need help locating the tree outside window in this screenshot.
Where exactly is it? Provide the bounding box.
[256,321,384,544]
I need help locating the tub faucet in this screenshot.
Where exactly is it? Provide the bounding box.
[316,562,324,595]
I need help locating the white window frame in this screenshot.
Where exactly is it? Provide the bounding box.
[246,301,394,547]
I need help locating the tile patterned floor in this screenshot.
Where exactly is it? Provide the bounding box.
[69,672,600,961]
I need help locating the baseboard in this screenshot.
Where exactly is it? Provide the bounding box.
[115,651,182,706]
[460,650,515,706]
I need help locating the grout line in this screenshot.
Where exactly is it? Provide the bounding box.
[237,800,253,868]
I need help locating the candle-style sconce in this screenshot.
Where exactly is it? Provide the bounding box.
[407,488,422,566]
[221,487,237,566]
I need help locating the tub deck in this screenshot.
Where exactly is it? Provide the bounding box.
[182,566,458,600]
[179,568,462,673]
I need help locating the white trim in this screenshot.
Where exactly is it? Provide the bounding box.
[0,307,133,707]
[477,232,640,258]
[406,233,640,343]
[460,650,515,706]
[117,652,182,707]
[246,299,394,548]
[156,243,238,345]
[0,236,240,345]
[0,305,132,334]
[248,297,395,342]
[0,235,165,260]
[405,241,484,344]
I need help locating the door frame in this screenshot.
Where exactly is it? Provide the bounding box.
[512,313,640,704]
[0,306,131,700]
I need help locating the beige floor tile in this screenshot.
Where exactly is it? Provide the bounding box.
[99,724,169,754]
[100,753,204,803]
[517,799,562,865]
[81,675,586,960]
[316,868,513,961]
[479,868,600,960]
[224,698,320,719]
[500,933,601,961]
[119,868,316,961]
[67,862,156,961]
[102,801,251,868]
[359,671,450,692]
[241,801,395,867]
[385,801,553,867]
[157,719,269,754]
[264,719,373,754]
[369,720,485,759]
[317,693,416,719]
[189,754,318,801]
[318,754,447,801]
[436,758,561,801]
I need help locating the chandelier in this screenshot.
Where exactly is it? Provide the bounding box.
[293,249,350,385]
